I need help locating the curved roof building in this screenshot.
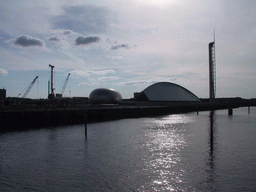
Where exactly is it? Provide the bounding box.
[89,88,122,104]
[135,82,200,102]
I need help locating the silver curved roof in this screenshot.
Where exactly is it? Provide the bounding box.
[89,88,122,104]
[136,82,200,101]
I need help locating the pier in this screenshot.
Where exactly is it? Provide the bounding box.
[1,98,255,132]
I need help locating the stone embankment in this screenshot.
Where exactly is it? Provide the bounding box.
[0,100,254,132]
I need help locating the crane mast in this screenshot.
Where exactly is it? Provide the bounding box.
[56,73,71,99]
[48,64,55,100]
[19,76,38,98]
[61,73,71,95]
[49,64,55,95]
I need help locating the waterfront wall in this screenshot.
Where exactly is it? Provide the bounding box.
[1,101,249,132]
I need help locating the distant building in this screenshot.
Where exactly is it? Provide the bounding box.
[0,89,6,100]
[134,92,140,99]
[134,82,200,102]
[89,88,122,104]
[56,94,63,99]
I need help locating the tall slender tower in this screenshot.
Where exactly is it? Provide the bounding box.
[49,64,55,100]
[209,36,216,102]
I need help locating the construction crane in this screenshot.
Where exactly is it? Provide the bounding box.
[48,64,55,100]
[60,73,71,95]
[56,73,71,98]
[49,64,55,95]
[18,76,38,98]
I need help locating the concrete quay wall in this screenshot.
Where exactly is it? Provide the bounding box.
[0,102,247,132]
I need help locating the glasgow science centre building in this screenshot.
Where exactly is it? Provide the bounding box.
[89,82,201,104]
[1,82,253,131]
[134,82,200,102]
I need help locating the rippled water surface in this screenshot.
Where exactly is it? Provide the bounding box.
[1,107,256,191]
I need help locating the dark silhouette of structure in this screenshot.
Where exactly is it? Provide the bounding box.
[135,82,200,102]
[0,88,6,100]
[48,64,55,100]
[89,88,122,104]
[17,76,38,98]
[56,73,71,99]
[209,38,216,102]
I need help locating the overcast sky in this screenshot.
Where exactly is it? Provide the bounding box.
[1,0,256,99]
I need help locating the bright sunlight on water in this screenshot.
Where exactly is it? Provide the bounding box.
[1,107,256,191]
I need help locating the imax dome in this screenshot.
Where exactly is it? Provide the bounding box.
[89,88,122,104]
[135,82,200,102]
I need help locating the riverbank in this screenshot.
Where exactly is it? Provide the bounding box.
[1,100,253,132]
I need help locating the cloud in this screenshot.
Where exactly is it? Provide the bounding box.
[111,56,123,60]
[49,29,74,35]
[111,44,129,50]
[75,36,100,45]
[13,35,44,47]
[0,68,8,76]
[48,36,61,42]
[118,76,178,86]
[48,29,74,42]
[118,80,150,86]
[70,69,115,76]
[98,76,118,81]
[51,5,108,34]
[79,82,90,86]
[62,29,73,36]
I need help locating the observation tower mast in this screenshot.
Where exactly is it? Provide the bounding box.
[209,32,216,102]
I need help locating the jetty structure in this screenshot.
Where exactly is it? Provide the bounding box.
[1,41,255,132]
[0,95,254,132]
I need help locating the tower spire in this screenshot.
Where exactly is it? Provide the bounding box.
[209,30,216,102]
[213,28,215,42]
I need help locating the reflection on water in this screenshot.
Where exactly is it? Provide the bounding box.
[206,111,217,191]
[139,114,193,191]
[209,111,215,156]
[1,108,256,191]
[153,114,195,127]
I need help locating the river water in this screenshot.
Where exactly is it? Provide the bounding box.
[1,107,256,191]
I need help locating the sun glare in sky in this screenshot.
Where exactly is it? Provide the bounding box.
[1,1,256,99]
[136,0,180,7]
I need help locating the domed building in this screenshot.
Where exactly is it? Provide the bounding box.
[135,82,200,102]
[89,88,122,104]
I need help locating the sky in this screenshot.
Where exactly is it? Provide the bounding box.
[1,0,256,99]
